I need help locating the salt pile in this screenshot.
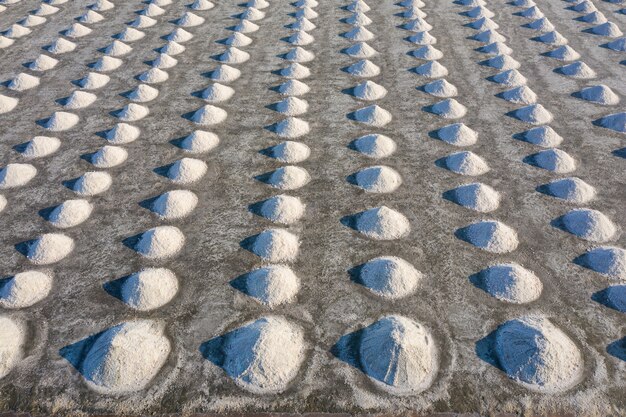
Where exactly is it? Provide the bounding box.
[447,182,500,212]
[217,47,250,64]
[90,0,114,11]
[150,190,198,219]
[518,5,543,18]
[0,95,18,114]
[407,31,437,45]
[189,0,215,10]
[89,146,128,168]
[130,15,157,29]
[528,148,576,173]
[236,266,300,307]
[247,0,270,8]
[556,61,596,79]
[210,316,304,393]
[350,105,392,127]
[119,269,178,311]
[343,26,374,41]
[138,68,169,84]
[481,54,520,70]
[78,10,103,23]
[274,117,310,138]
[209,65,241,82]
[8,73,40,91]
[0,163,37,188]
[178,130,220,153]
[511,104,553,124]
[35,3,59,14]
[5,25,31,39]
[525,17,555,31]
[19,136,61,158]
[543,177,596,203]
[190,105,227,125]
[265,166,310,190]
[348,0,370,12]
[47,199,93,228]
[458,220,519,253]
[346,12,372,26]
[128,84,159,103]
[580,246,626,279]
[434,123,477,146]
[141,3,165,16]
[28,54,58,71]
[478,263,542,303]
[443,151,490,175]
[466,5,495,18]
[274,97,309,116]
[343,42,378,58]
[545,45,580,61]
[63,91,97,109]
[0,196,5,213]
[295,6,317,18]
[576,84,619,105]
[357,315,437,394]
[473,29,505,43]
[0,271,52,309]
[477,42,513,56]
[345,59,380,77]
[579,11,607,24]
[277,79,310,96]
[353,166,402,193]
[74,320,170,394]
[257,195,306,224]
[571,0,597,12]
[151,53,178,69]
[588,22,623,37]
[0,36,15,49]
[77,72,110,89]
[494,316,583,392]
[91,56,122,72]
[352,80,387,100]
[605,37,626,52]
[23,233,74,264]
[290,17,316,31]
[105,123,140,144]
[410,45,443,60]
[46,38,76,54]
[605,285,626,312]
[286,30,314,45]
[499,86,537,104]
[518,126,563,147]
[224,32,253,47]
[560,208,616,242]
[413,61,448,77]
[284,47,315,63]
[401,6,427,18]
[596,112,625,133]
[166,28,193,43]
[428,98,467,119]
[468,18,499,31]
[358,257,421,299]
[351,134,396,159]
[134,226,185,259]
[402,17,433,32]
[354,206,410,240]
[264,141,311,163]
[279,63,311,79]
[104,40,132,57]
[115,103,149,122]
[0,317,24,378]
[533,30,568,46]
[166,158,208,184]
[71,171,112,196]
[250,229,300,262]
[64,23,93,38]
[159,41,185,55]
[239,7,265,21]
[232,19,260,33]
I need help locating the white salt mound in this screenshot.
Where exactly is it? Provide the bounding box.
[284,47,315,63]
[77,72,110,89]
[435,123,477,146]
[115,103,149,122]
[545,45,580,61]
[190,105,227,125]
[557,61,596,79]
[481,54,520,70]
[240,266,300,307]
[473,29,505,43]
[217,47,250,64]
[36,3,60,14]
[606,285,626,312]
[582,246,626,279]
[0,317,25,379]
[460,220,519,253]
[526,17,554,31]
[250,229,300,262]
[48,199,93,228]
[500,86,537,104]
[358,315,437,394]
[479,264,542,303]
[571,0,597,13]
[0,163,37,189]
[469,18,499,31]
[266,166,310,190]
[589,22,623,37]
[274,117,310,138]
[201,83,235,103]
[141,3,165,16]
[560,208,616,242]
[105,123,140,144]
[277,79,310,96]
[343,42,377,58]
[216,316,305,394]
[492,69,528,87]
[449,182,500,212]
[90,0,114,11]
[225,32,253,47]
[159,41,185,56]
[120,269,178,311]
[579,11,607,24]
[413,61,448,77]
[543,177,596,203]
[79,320,170,394]
[345,11,371,26]
[71,171,112,196]
[138,68,169,84]
[233,19,259,34]
[344,26,374,41]
[151,190,198,219]
[135,226,185,259]
[354,166,402,193]
[403,17,433,32]
[422,79,457,98]
[8,73,39,91]
[512,104,553,125]
[0,271,52,308]
[89,145,128,168]
[19,136,60,158]
[352,80,387,101]
[128,84,159,103]
[577,85,619,105]
[92,56,122,72]
[209,65,241,82]
[78,10,103,23]
[352,134,396,158]
[605,37,626,52]
[6,25,32,39]
[0,95,18,114]
[179,131,219,153]
[596,112,625,133]
[355,206,410,240]
[258,195,305,224]
[534,30,568,46]
[494,316,583,392]
[359,257,421,299]
[104,40,132,56]
[130,15,157,28]
[266,141,311,163]
[166,158,208,184]
[166,28,193,43]
[443,151,490,176]
[408,31,437,45]
[239,7,265,21]
[24,233,74,264]
[189,0,215,10]
[519,126,562,147]
[28,54,58,71]
[466,5,495,18]
[351,105,392,127]
[429,98,467,119]
[151,53,177,69]
[530,148,576,173]
[345,59,381,77]
[410,45,443,60]
[274,97,308,116]
[478,42,513,56]
[279,63,310,79]
[290,17,316,31]
[63,91,97,109]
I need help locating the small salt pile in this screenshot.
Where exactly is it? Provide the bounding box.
[128,84,159,103]
[274,117,310,138]
[358,256,422,299]
[77,72,110,89]
[166,158,208,184]
[119,269,179,311]
[518,126,562,147]
[556,61,596,79]
[150,190,198,219]
[190,105,228,125]
[434,123,477,146]
[0,271,53,308]
[443,151,490,176]
[71,172,112,196]
[595,112,625,133]
[350,105,392,127]
[576,85,619,105]
[580,246,625,279]
[354,206,411,240]
[105,123,140,144]
[47,199,93,228]
[18,136,61,158]
[528,148,576,173]
[237,266,300,307]
[23,233,74,264]
[447,182,500,212]
[458,220,519,253]
[265,141,311,163]
[353,166,402,193]
[63,91,97,109]
[178,131,219,153]
[134,226,185,259]
[42,112,79,131]
[560,208,616,242]
[89,146,128,168]
[478,263,542,303]
[257,195,306,224]
[250,229,300,262]
[265,166,310,190]
[542,177,596,203]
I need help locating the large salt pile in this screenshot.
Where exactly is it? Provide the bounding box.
[458,220,519,253]
[343,42,378,58]
[345,59,381,77]
[177,131,219,153]
[357,257,422,299]
[265,166,310,190]
[47,38,76,54]
[0,317,25,378]
[264,141,311,163]
[17,136,60,158]
[605,37,626,52]
[533,30,568,46]
[447,182,500,212]
[236,265,300,307]
[442,151,490,176]
[343,26,374,41]
[354,206,410,240]
[428,98,467,119]
[0,271,53,308]
[105,123,140,144]
[518,126,562,147]
[595,112,625,133]
[128,84,159,103]
[27,54,59,71]
[543,177,596,203]
[413,61,448,77]
[477,41,513,56]
[77,72,110,89]
[580,246,626,279]
[216,47,250,64]
[91,56,122,72]
[434,123,477,146]
[410,45,443,60]
[71,171,112,196]
[528,148,576,173]
[150,190,198,219]
[481,54,520,70]
[277,79,310,96]
[274,117,310,138]
[544,45,580,61]
[47,199,93,228]
[134,226,185,259]
[201,83,235,103]
[559,208,616,242]
[249,229,300,262]
[279,63,311,79]
[511,104,553,124]
[23,233,74,264]
[422,79,457,98]
[73,320,170,394]
[151,53,178,69]
[556,61,596,79]
[478,263,542,303]
[588,22,623,37]
[42,112,79,131]
[207,316,305,393]
[499,86,537,104]
[350,105,392,127]
[357,315,438,394]
[63,91,97,109]
[494,316,583,392]
[351,134,396,158]
[577,83,619,105]
[353,166,402,193]
[118,268,178,311]
[352,81,387,100]
[89,146,128,168]
[138,68,169,84]
[114,103,149,122]
[166,158,208,184]
[115,27,144,42]
[605,285,626,312]
[8,73,40,91]
[472,29,505,43]
[407,31,437,45]
[256,195,306,224]
[274,97,309,116]
[0,163,37,189]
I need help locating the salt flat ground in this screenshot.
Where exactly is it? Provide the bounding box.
[0,0,625,414]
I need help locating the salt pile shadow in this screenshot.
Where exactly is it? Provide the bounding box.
[607,338,626,362]
[103,274,132,302]
[474,327,506,371]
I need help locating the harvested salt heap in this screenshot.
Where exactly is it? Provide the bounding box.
[63,91,97,109]
[23,233,74,264]
[247,0,270,8]
[343,42,378,58]
[257,195,306,224]
[0,317,25,379]
[286,30,314,46]
[71,171,112,196]
[277,79,310,96]
[528,148,576,173]
[576,84,619,105]
[481,54,520,70]
[358,257,421,299]
[166,158,208,184]
[350,105,392,127]
[233,19,260,33]
[216,47,250,64]
[128,84,159,103]
[274,97,309,116]
[47,199,93,228]
[588,22,623,37]
[151,53,178,69]
[605,37,626,52]
[428,98,467,119]
[560,208,616,242]
[65,23,93,38]
[556,61,596,79]
[178,130,219,153]
[468,18,499,31]
[345,12,372,26]
[290,17,316,31]
[354,206,410,240]
[596,112,625,133]
[77,72,110,89]
[166,28,194,43]
[580,246,626,279]
[78,10,103,23]
[150,190,198,219]
[351,134,397,158]
[119,268,178,311]
[434,123,477,146]
[407,31,437,45]
[413,61,448,77]
[176,11,205,27]
[279,63,311,79]
[28,54,58,71]
[208,316,304,393]
[73,320,170,394]
[105,123,140,144]
[209,65,241,82]
[115,103,149,122]
[274,117,310,138]
[190,105,227,125]
[6,25,32,39]
[89,145,128,168]
[511,104,553,124]
[410,45,443,60]
[401,6,427,19]
[104,40,132,57]
[91,56,122,72]
[353,166,402,193]
[466,5,494,18]
[284,47,315,63]
[264,141,311,163]
[545,45,580,61]
[447,182,500,212]
[138,68,169,84]
[543,177,595,203]
[491,69,527,87]
[236,265,300,307]
[141,3,165,16]
[571,0,596,13]
[0,271,52,308]
[357,315,437,394]
[518,126,562,147]
[494,316,583,392]
[134,226,185,259]
[295,6,317,18]
[36,3,60,14]
[0,95,18,114]
[478,264,542,303]
[579,11,607,24]
[19,136,61,158]
[8,73,40,91]
[348,0,370,12]
[443,151,490,176]
[238,7,265,21]
[90,0,114,11]
[343,26,374,41]
[402,17,433,32]
[499,86,537,104]
[525,17,555,31]
[533,30,568,46]
[353,80,387,101]
[0,163,37,188]
[518,5,543,18]
[115,27,146,42]
[265,166,310,190]
[477,42,513,56]
[345,59,380,77]
[190,0,215,10]
[605,285,626,312]
[458,220,519,253]
[159,41,185,55]
[473,29,505,43]
[250,229,300,262]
